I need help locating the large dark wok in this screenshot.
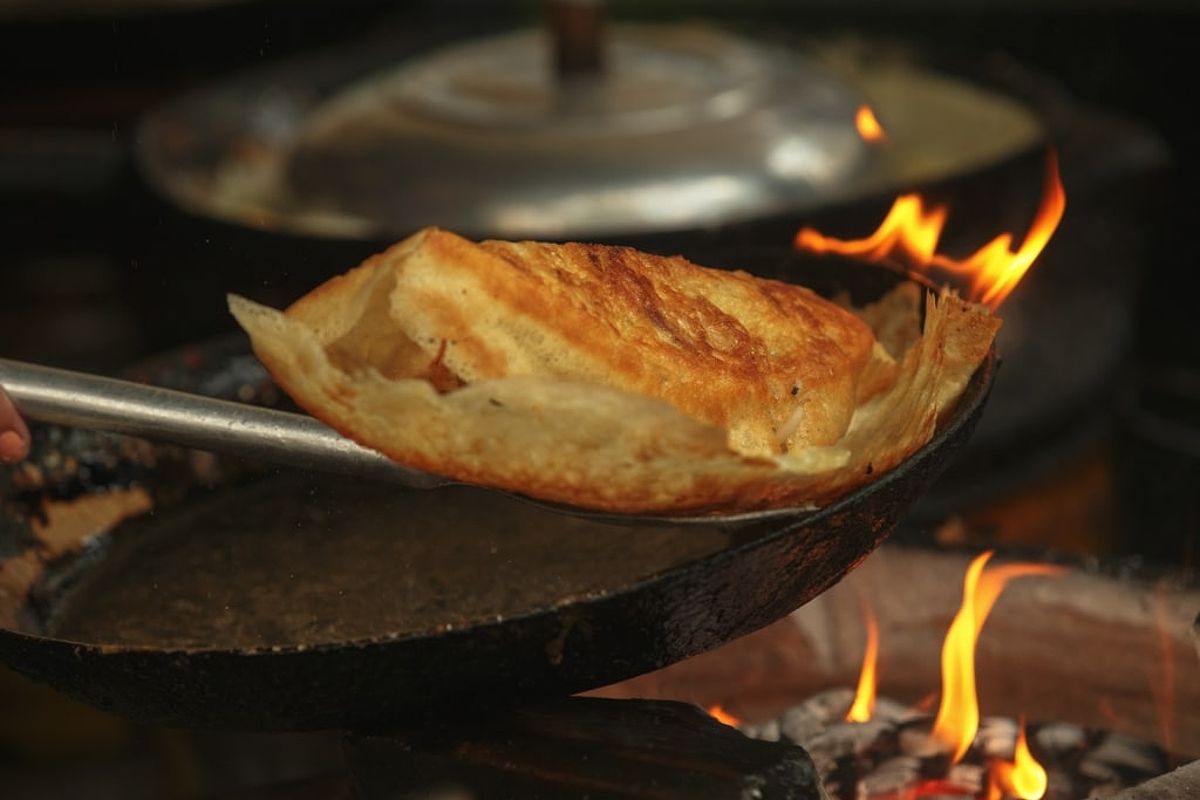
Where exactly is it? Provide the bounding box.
[0,252,994,730]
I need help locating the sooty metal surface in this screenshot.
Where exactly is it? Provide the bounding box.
[45,481,728,650]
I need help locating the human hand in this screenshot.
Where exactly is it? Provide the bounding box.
[0,387,30,464]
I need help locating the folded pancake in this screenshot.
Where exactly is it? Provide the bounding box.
[229,228,998,514]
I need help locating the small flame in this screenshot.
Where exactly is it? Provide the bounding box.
[987,719,1049,800]
[856,105,887,143]
[795,151,1065,310]
[795,193,946,266]
[707,704,741,727]
[931,552,1063,763]
[846,607,879,722]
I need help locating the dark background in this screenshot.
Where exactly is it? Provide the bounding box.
[0,0,1196,367]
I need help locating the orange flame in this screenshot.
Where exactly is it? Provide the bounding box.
[856,105,887,143]
[846,606,879,722]
[931,552,1064,763]
[795,151,1065,310]
[931,551,991,763]
[987,719,1049,800]
[795,193,946,266]
[707,704,741,727]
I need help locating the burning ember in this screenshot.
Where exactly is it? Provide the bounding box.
[794,152,1065,310]
[856,105,887,143]
[707,704,741,727]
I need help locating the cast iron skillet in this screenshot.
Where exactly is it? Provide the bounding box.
[0,252,994,731]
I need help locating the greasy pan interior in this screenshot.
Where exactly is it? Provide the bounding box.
[0,252,994,730]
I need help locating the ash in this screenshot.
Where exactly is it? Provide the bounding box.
[738,688,1177,800]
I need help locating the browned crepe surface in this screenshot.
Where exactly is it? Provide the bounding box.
[230,228,998,514]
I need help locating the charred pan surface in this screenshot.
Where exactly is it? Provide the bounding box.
[0,338,278,629]
[41,480,730,651]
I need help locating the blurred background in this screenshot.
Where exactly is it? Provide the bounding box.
[1,0,1196,361]
[0,1,1196,796]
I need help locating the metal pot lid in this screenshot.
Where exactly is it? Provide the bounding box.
[137,30,1044,241]
[280,24,871,239]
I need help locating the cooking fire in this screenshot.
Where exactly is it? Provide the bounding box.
[706,552,1180,799]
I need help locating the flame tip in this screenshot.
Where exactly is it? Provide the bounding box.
[855,104,887,143]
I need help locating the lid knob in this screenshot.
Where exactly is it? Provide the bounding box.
[549,0,606,78]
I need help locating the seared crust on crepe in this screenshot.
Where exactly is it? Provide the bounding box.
[293,230,875,455]
[230,228,999,514]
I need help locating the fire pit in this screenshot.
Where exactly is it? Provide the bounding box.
[595,544,1200,798]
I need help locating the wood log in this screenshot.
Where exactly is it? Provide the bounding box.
[345,697,830,800]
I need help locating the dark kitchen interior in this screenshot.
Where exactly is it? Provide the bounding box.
[1,1,1197,798]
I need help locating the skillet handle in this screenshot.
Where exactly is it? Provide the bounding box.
[0,358,445,489]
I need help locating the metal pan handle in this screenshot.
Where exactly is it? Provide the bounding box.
[0,358,444,489]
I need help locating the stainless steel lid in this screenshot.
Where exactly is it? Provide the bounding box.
[137,29,1043,241]
[282,24,872,238]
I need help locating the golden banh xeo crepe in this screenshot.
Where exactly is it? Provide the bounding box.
[229,228,999,514]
